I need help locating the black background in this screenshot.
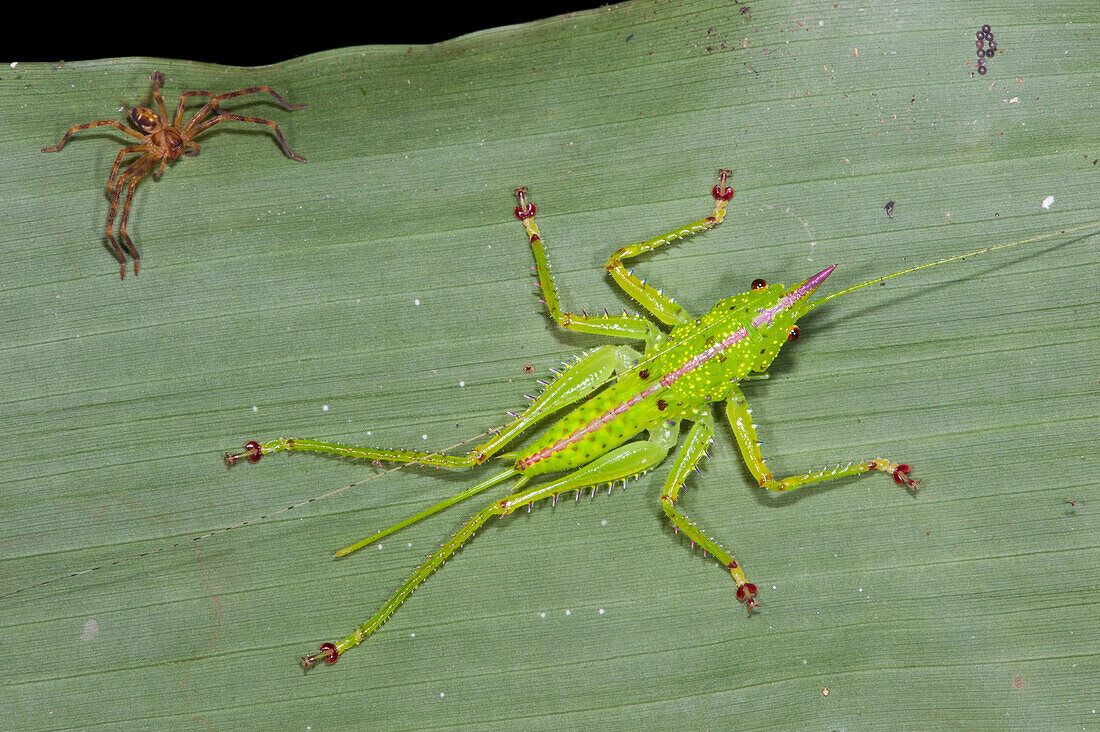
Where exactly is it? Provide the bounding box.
[10,4,602,66]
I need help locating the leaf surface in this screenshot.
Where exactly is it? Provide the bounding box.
[3,2,1098,728]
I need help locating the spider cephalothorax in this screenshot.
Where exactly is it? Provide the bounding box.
[43,71,306,278]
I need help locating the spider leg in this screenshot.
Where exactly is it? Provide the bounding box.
[104,155,153,268]
[151,71,168,120]
[187,113,306,161]
[107,145,149,191]
[118,165,152,276]
[105,153,157,278]
[174,90,220,129]
[183,141,201,157]
[42,120,145,152]
[153,156,169,180]
[182,85,305,132]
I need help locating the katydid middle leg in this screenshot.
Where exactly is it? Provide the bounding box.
[515,187,665,348]
[514,170,735,346]
[658,410,760,608]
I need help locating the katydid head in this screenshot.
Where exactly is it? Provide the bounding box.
[743,265,835,372]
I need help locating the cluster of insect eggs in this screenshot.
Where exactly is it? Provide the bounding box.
[975,24,997,75]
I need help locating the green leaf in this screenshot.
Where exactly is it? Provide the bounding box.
[3,2,1098,728]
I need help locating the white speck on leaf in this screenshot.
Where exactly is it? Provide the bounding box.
[1041,195,1054,209]
[81,618,100,641]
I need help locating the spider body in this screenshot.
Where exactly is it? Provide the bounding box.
[129,107,185,158]
[43,72,306,278]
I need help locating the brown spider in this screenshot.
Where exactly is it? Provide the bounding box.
[42,71,306,278]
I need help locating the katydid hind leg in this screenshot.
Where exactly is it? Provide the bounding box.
[226,344,642,468]
[304,419,679,668]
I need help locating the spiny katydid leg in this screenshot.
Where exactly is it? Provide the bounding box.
[724,384,920,491]
[225,345,643,468]
[659,410,760,609]
[605,169,735,326]
[514,169,734,348]
[302,419,680,668]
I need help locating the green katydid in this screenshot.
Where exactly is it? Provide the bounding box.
[216,170,1100,669]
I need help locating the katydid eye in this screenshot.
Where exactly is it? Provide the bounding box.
[787,325,800,341]
[751,278,767,290]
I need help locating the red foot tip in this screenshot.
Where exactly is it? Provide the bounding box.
[225,440,263,467]
[893,463,920,490]
[712,169,734,200]
[736,582,759,611]
[514,188,537,219]
[301,642,339,670]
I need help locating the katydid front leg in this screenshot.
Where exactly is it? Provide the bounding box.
[604,168,735,326]
[724,384,920,491]
[514,169,733,347]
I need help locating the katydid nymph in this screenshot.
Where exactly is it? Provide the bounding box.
[217,170,1100,669]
